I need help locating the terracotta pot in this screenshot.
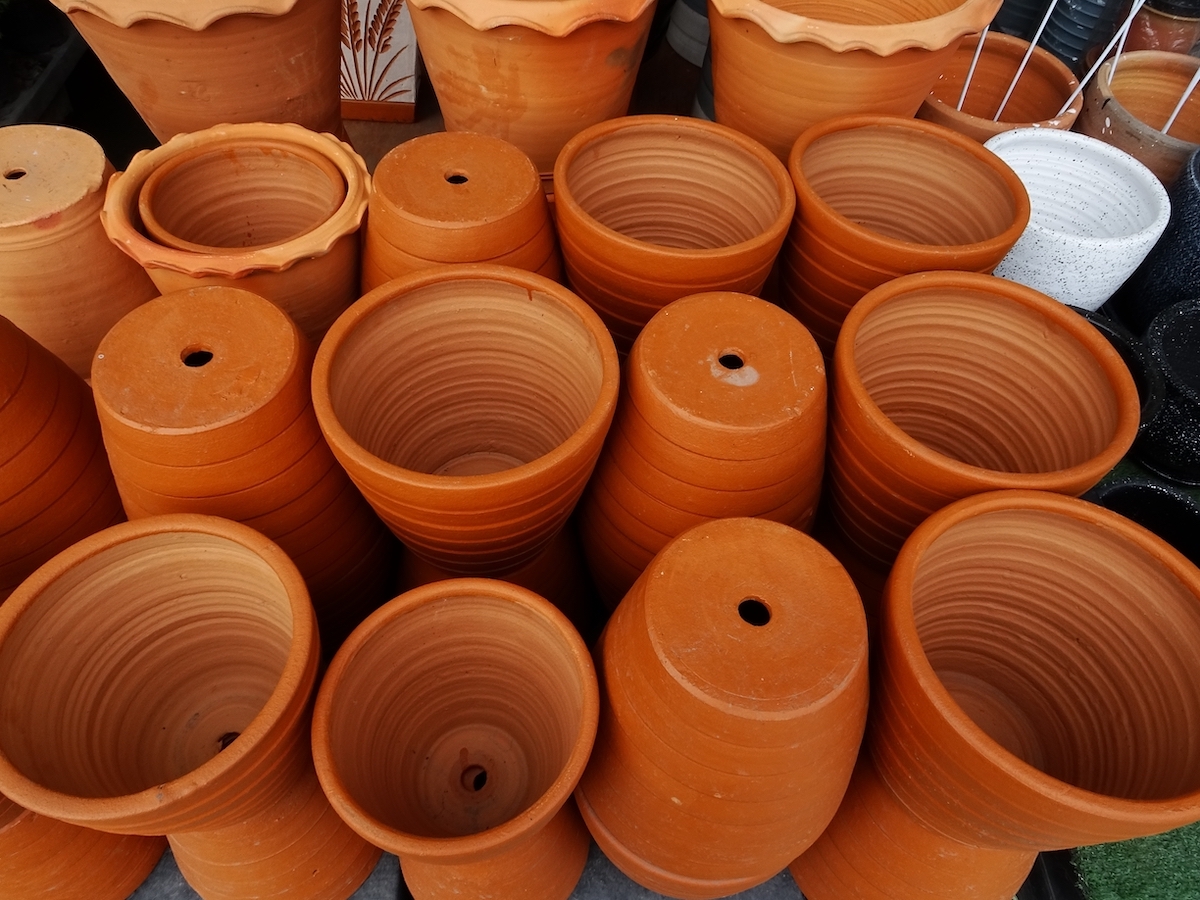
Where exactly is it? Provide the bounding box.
[792,490,1200,899]
[578,291,826,607]
[781,115,1030,355]
[0,515,381,900]
[312,578,598,900]
[707,0,1002,160]
[407,0,655,173]
[1128,5,1200,52]
[362,131,560,292]
[92,286,395,651]
[1076,50,1200,187]
[553,115,794,352]
[312,264,619,576]
[49,0,342,141]
[102,122,370,345]
[576,517,868,899]
[917,32,1081,142]
[0,124,158,380]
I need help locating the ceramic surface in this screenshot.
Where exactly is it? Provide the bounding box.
[1136,298,1200,484]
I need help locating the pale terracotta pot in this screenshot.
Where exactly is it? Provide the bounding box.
[312,264,619,576]
[708,0,1003,160]
[576,517,868,899]
[407,0,655,173]
[312,578,599,900]
[554,115,794,352]
[781,114,1031,354]
[49,0,342,141]
[102,122,370,345]
[0,124,158,380]
[793,490,1200,899]
[0,515,380,900]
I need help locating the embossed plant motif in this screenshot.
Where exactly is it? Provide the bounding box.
[341,0,416,102]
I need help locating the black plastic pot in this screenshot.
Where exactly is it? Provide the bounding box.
[1135,298,1200,485]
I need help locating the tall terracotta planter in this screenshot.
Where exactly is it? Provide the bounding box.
[102,122,370,345]
[792,490,1200,900]
[0,515,380,900]
[312,264,619,576]
[312,578,599,900]
[49,0,342,140]
[781,115,1030,354]
[579,291,826,607]
[576,517,868,899]
[0,124,158,380]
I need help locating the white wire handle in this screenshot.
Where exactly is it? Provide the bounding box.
[958,27,990,111]
[1055,1,1152,118]
[1163,65,1200,135]
[994,0,1060,121]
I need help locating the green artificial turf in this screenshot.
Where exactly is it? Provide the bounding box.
[1074,821,1200,900]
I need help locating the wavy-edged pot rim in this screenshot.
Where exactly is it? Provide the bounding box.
[45,0,299,29]
[1088,50,1200,156]
[834,270,1141,491]
[406,0,655,34]
[101,122,369,279]
[312,577,599,863]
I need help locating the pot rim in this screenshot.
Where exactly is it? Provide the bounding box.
[1087,50,1200,155]
[45,0,300,29]
[311,577,599,862]
[405,0,655,35]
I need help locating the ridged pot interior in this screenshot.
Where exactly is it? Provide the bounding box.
[911,506,1200,800]
[325,592,586,837]
[328,278,605,476]
[769,0,967,25]
[928,34,1074,124]
[853,287,1120,472]
[0,533,292,798]
[1109,54,1200,144]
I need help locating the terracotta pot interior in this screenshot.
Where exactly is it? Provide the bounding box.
[853,288,1120,472]
[769,0,966,26]
[911,506,1200,800]
[325,593,585,838]
[328,278,605,476]
[0,793,21,830]
[929,35,1074,123]
[801,126,1018,246]
[0,533,292,799]
[1109,57,1200,144]
[564,124,783,250]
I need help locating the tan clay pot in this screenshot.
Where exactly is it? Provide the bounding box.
[0,124,158,380]
[311,264,619,576]
[0,515,380,900]
[576,517,868,899]
[313,578,599,900]
[362,131,560,292]
[554,115,794,352]
[49,0,342,141]
[408,0,655,173]
[102,122,370,345]
[793,490,1200,900]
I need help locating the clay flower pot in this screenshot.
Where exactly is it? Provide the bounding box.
[578,291,827,607]
[792,490,1200,900]
[0,316,125,603]
[1128,3,1200,53]
[1076,50,1200,187]
[917,32,1081,142]
[102,122,370,345]
[0,124,158,380]
[312,578,599,900]
[985,128,1172,310]
[91,286,395,650]
[362,131,560,293]
[407,0,655,173]
[47,0,342,140]
[707,0,1002,160]
[553,115,794,352]
[782,115,1030,355]
[0,515,381,900]
[576,517,869,899]
[312,264,619,576]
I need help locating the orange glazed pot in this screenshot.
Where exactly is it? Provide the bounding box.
[576,517,868,899]
[793,490,1200,900]
[0,515,380,900]
[312,264,619,576]
[312,578,599,900]
[781,114,1030,354]
[554,115,794,352]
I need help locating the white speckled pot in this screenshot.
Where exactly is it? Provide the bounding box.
[983,129,1171,311]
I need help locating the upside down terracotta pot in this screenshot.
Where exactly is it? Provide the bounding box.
[578,291,826,607]
[576,517,868,899]
[0,515,380,900]
[312,264,619,576]
[792,490,1200,900]
[313,578,599,900]
[102,122,370,345]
